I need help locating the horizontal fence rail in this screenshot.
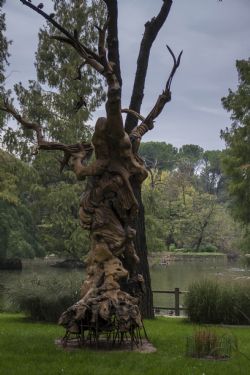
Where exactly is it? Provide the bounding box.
[152,288,188,316]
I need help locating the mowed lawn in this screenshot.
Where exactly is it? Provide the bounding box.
[0,313,249,375]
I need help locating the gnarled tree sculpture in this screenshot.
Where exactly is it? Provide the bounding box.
[1,0,182,347]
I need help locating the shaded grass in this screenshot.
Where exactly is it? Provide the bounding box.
[0,314,250,375]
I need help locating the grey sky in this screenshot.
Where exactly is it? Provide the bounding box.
[3,0,250,150]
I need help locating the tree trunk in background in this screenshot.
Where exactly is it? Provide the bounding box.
[125,1,173,318]
[131,179,154,319]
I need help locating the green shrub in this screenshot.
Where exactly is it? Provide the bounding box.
[7,274,82,322]
[169,244,176,252]
[199,243,218,253]
[185,279,250,325]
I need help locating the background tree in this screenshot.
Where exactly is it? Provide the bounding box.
[139,141,178,170]
[0,149,44,259]
[3,0,105,156]
[221,58,250,251]
[0,0,10,134]
[221,59,250,223]
[200,150,224,196]
[143,142,242,253]
[1,0,106,260]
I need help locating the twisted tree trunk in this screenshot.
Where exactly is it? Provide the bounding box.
[2,0,181,339]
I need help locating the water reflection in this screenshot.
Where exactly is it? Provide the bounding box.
[151,259,250,311]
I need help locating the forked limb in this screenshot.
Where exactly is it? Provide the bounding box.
[131,46,183,141]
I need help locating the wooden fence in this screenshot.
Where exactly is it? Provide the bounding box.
[152,288,188,316]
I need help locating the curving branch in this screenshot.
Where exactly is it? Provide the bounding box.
[128,46,183,147]
[121,108,145,123]
[122,45,182,147]
[0,99,93,171]
[143,46,182,127]
[165,45,183,91]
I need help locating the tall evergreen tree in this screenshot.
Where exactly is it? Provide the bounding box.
[4,0,105,157]
[221,59,250,224]
[2,0,106,259]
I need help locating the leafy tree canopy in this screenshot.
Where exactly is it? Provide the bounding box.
[221,59,250,224]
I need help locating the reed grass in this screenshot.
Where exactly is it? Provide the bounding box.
[185,279,250,325]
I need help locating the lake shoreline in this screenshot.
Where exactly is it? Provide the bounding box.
[149,251,227,266]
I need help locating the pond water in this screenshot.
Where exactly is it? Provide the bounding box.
[0,257,249,312]
[151,258,250,311]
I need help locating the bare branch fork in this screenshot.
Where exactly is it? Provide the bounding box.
[123,45,182,131]
[129,46,183,141]
[144,46,182,126]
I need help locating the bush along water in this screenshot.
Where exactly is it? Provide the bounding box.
[242,254,250,268]
[185,279,250,325]
[7,274,82,322]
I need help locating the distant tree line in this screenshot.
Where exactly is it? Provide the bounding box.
[140,142,243,253]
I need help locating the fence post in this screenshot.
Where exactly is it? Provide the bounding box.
[174,288,180,316]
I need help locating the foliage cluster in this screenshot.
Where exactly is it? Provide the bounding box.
[221,59,250,225]
[185,279,250,325]
[0,148,91,259]
[7,273,82,322]
[0,150,44,259]
[0,0,105,260]
[141,146,242,253]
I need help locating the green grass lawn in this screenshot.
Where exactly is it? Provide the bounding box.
[0,313,249,375]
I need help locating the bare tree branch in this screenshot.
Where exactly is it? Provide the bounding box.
[121,108,145,123]
[0,100,93,171]
[143,46,182,126]
[129,46,182,142]
[125,0,173,134]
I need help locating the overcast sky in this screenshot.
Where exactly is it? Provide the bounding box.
[3,0,250,150]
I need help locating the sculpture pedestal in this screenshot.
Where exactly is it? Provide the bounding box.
[55,334,156,353]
